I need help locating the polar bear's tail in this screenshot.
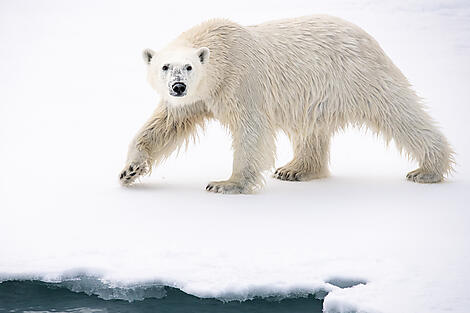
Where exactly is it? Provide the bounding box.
[367,84,455,183]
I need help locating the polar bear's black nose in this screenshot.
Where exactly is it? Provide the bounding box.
[172,82,186,96]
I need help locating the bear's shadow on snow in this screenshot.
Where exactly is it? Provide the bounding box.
[122,181,206,194]
[121,175,447,204]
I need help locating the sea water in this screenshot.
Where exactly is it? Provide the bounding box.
[0,280,324,313]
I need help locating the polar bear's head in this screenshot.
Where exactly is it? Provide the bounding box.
[143,46,210,106]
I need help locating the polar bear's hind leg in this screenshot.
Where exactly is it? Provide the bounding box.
[274,133,331,181]
[367,89,454,183]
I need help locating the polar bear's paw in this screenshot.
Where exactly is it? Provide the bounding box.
[274,165,328,182]
[406,169,442,184]
[273,166,305,181]
[205,180,248,194]
[119,162,149,186]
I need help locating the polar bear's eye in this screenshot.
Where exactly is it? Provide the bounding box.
[185,65,192,71]
[162,65,169,71]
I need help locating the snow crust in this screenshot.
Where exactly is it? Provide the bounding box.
[1,0,469,312]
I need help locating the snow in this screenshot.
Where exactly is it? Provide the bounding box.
[1,0,469,312]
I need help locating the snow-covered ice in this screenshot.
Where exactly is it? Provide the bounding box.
[1,0,469,312]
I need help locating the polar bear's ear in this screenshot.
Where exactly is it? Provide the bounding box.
[142,48,155,64]
[196,47,210,64]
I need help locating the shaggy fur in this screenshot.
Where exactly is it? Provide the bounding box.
[119,15,454,193]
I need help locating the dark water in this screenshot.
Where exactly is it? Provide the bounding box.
[0,280,323,313]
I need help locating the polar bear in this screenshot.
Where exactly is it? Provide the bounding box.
[119,15,454,194]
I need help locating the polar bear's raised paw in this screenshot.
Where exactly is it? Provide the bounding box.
[119,162,149,186]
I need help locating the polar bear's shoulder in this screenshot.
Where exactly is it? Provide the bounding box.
[175,19,245,47]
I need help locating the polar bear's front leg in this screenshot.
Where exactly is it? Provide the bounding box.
[206,120,275,194]
[119,103,210,186]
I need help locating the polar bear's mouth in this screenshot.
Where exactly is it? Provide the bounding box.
[170,82,187,97]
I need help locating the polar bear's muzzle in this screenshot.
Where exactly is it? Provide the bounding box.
[170,82,187,97]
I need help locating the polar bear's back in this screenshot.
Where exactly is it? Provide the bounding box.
[243,16,408,130]
[249,15,378,48]
[246,15,398,86]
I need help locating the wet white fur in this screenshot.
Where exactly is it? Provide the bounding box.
[120,15,454,193]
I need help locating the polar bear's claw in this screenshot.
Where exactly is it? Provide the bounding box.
[274,167,303,181]
[274,164,329,182]
[119,162,149,186]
